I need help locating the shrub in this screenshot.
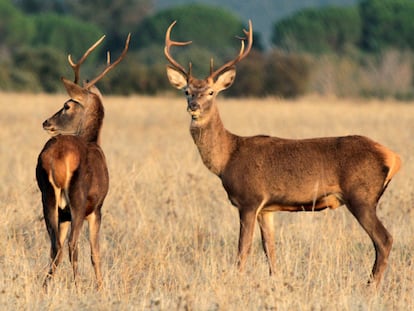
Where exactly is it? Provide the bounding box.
[264,51,311,98]
[12,46,67,92]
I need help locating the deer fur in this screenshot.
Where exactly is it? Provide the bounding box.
[165,21,401,287]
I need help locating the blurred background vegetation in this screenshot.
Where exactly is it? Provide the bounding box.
[1,0,414,98]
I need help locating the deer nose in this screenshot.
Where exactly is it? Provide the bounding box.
[42,119,51,129]
[188,101,200,111]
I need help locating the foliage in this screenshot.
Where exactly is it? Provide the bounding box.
[12,45,67,92]
[272,6,361,53]
[12,0,65,13]
[137,4,248,54]
[0,0,35,48]
[64,0,153,53]
[226,51,266,97]
[227,50,311,98]
[359,0,414,52]
[3,0,414,98]
[30,13,103,59]
[99,52,171,95]
[264,51,311,97]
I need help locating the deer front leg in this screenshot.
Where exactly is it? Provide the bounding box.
[237,209,257,272]
[257,211,276,276]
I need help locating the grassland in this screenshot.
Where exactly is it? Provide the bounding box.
[0,92,413,310]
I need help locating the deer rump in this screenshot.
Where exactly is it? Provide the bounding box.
[36,135,109,218]
[220,134,398,212]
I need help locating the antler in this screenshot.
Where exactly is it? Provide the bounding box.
[164,21,193,77]
[83,33,131,89]
[209,20,253,80]
[68,35,106,84]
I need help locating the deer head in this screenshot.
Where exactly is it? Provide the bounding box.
[165,20,253,123]
[43,34,130,142]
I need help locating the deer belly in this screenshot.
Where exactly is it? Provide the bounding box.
[264,193,344,212]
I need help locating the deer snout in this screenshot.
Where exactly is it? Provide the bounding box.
[187,101,200,112]
[42,119,58,135]
[43,119,52,129]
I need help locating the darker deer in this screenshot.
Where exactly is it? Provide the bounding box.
[164,20,401,286]
[36,34,130,289]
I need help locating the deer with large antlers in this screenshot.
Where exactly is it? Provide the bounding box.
[36,34,130,289]
[165,20,401,286]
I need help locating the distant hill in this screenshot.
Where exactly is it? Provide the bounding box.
[154,0,358,48]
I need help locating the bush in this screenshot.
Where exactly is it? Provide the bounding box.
[264,51,310,97]
[227,50,311,98]
[12,46,67,92]
[226,51,266,97]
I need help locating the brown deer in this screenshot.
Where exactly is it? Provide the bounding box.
[164,20,401,286]
[36,34,130,289]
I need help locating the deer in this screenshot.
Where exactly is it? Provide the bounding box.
[164,20,401,287]
[36,34,130,290]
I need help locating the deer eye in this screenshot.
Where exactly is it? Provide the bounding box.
[208,90,214,96]
[63,103,70,110]
[184,90,190,96]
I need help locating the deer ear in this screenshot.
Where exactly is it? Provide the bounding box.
[214,68,236,92]
[61,77,88,101]
[166,66,188,89]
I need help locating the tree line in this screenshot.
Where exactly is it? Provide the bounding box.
[1,0,414,98]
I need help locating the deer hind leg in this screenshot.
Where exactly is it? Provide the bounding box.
[87,208,103,290]
[42,187,63,288]
[346,198,393,287]
[257,212,276,276]
[237,208,257,273]
[67,190,86,287]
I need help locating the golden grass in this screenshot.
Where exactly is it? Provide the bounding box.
[0,92,413,310]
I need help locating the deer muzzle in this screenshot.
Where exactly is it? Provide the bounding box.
[187,101,201,120]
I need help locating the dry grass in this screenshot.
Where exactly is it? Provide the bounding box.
[0,92,413,310]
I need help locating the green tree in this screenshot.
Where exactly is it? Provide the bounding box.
[0,0,35,48]
[65,0,152,53]
[359,0,414,52]
[12,0,65,13]
[272,6,361,53]
[30,13,103,64]
[12,46,66,92]
[136,4,261,78]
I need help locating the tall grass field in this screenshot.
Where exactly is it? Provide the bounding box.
[0,92,413,310]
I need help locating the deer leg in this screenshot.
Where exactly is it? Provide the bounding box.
[42,191,62,288]
[346,201,393,286]
[257,212,276,276]
[58,220,70,253]
[237,209,257,272]
[87,208,103,290]
[68,210,84,286]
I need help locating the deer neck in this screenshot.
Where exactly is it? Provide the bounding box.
[190,105,236,176]
[79,101,104,145]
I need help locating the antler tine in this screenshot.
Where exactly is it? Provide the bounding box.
[68,35,106,84]
[164,21,192,76]
[83,33,131,89]
[209,19,253,80]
